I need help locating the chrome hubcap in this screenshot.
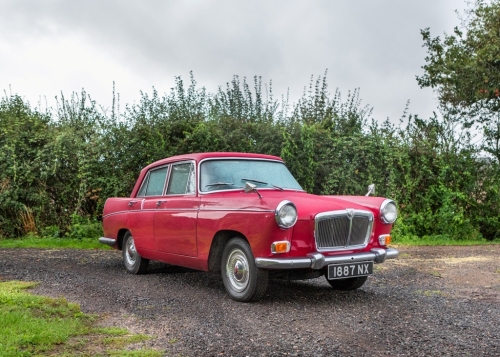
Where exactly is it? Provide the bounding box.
[125,236,137,266]
[226,249,249,292]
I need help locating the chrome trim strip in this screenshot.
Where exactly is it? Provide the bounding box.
[102,211,129,218]
[156,208,199,211]
[102,209,155,218]
[103,207,275,218]
[200,208,275,213]
[255,248,399,270]
[99,237,117,247]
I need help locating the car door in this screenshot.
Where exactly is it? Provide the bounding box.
[128,165,170,252]
[155,161,199,257]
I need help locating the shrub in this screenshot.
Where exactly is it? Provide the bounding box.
[0,73,498,241]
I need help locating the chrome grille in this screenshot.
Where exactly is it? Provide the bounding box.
[315,210,373,250]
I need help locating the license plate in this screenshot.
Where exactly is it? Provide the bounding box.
[327,261,373,280]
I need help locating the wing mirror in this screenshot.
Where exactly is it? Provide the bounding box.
[244,182,263,199]
[365,184,375,196]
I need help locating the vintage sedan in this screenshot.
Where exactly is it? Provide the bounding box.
[100,152,398,302]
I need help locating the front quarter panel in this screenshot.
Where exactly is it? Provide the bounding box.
[197,193,293,264]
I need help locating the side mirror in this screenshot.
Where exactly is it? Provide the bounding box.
[365,184,375,196]
[244,182,256,193]
[244,182,262,199]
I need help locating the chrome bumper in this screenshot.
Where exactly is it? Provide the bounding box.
[99,237,117,247]
[255,248,399,270]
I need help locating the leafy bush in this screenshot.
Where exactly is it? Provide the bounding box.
[0,73,498,241]
[64,214,102,240]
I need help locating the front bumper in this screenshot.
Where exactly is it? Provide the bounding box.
[255,247,399,270]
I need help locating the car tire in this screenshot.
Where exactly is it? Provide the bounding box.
[221,237,268,302]
[122,231,149,274]
[326,276,368,290]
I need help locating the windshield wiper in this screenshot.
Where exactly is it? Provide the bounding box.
[242,178,284,191]
[241,178,268,185]
[205,182,234,187]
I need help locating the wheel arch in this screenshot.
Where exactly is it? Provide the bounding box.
[208,230,248,272]
[117,229,129,250]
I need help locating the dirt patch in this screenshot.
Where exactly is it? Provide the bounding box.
[391,246,500,302]
[1,245,499,356]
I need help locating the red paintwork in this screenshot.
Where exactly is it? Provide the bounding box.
[102,152,395,272]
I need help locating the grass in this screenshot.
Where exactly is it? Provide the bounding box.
[2,234,499,251]
[392,235,500,246]
[0,280,162,357]
[0,237,109,250]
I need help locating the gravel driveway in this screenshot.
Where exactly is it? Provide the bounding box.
[1,245,499,356]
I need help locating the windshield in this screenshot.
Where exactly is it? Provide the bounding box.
[200,159,303,192]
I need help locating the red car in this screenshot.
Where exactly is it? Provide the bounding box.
[100,152,398,302]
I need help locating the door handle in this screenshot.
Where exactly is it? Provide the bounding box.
[156,200,167,207]
[128,201,137,207]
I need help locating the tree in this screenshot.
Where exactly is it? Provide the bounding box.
[417,0,500,160]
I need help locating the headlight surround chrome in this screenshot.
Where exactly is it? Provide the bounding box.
[275,200,298,229]
[380,199,397,224]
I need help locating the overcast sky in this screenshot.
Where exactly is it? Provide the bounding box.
[0,1,468,122]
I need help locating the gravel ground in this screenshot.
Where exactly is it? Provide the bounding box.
[1,245,499,357]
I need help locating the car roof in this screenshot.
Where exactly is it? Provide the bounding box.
[143,152,283,171]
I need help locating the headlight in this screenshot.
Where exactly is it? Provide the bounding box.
[275,200,298,229]
[380,199,397,224]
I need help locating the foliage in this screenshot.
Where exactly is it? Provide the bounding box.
[0,71,499,242]
[417,0,500,161]
[64,214,103,240]
[417,0,500,110]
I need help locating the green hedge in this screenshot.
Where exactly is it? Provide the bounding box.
[0,74,498,241]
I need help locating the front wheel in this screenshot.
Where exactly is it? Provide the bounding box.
[221,238,268,302]
[326,276,367,290]
[122,231,149,274]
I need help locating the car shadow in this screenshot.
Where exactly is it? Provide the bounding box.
[147,261,198,275]
[126,261,380,305]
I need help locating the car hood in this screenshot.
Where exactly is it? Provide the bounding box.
[200,190,387,220]
[282,192,387,220]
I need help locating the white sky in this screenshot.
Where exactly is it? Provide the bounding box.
[0,0,468,122]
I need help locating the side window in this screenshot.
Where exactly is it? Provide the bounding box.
[167,162,195,195]
[142,166,169,196]
[137,173,149,197]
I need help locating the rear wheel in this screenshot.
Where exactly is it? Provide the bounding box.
[326,276,367,290]
[221,237,268,302]
[122,231,149,274]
